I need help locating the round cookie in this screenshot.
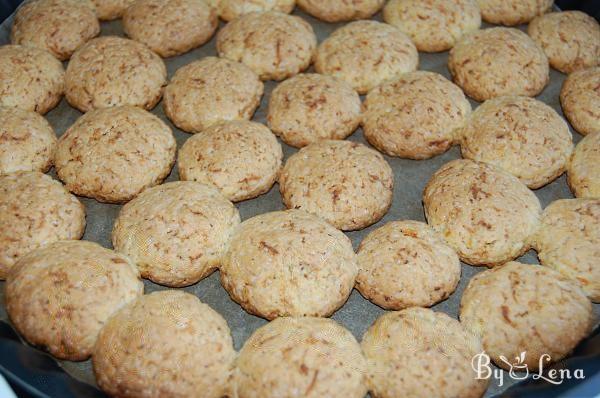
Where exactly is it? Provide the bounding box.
[10,0,100,61]
[91,0,136,20]
[528,11,600,74]
[383,0,481,52]
[448,28,549,102]
[297,0,385,23]
[220,210,358,319]
[460,261,593,370]
[0,172,85,279]
[315,21,418,95]
[362,71,471,160]
[65,36,167,112]
[458,96,573,189]
[177,121,283,202]
[6,240,143,360]
[210,0,295,21]
[163,57,263,134]
[0,107,56,174]
[0,45,64,115]
[423,159,542,266]
[112,181,241,287]
[568,132,600,198]
[356,221,461,310]
[532,199,600,302]
[233,317,367,398]
[267,73,362,148]
[560,67,600,136]
[279,140,394,231]
[361,308,489,398]
[216,11,317,81]
[477,0,553,26]
[123,0,218,58]
[54,106,176,203]
[93,291,235,398]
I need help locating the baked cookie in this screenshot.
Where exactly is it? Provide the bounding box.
[267,73,362,148]
[163,57,263,134]
[209,0,295,21]
[448,28,549,102]
[356,221,461,310]
[0,172,85,279]
[216,11,317,81]
[91,0,136,20]
[279,140,394,231]
[0,107,56,174]
[361,308,489,398]
[6,240,143,360]
[123,0,218,58]
[532,199,600,301]
[297,0,384,23]
[458,96,573,189]
[362,71,471,159]
[220,210,358,319]
[423,159,542,266]
[233,317,367,398]
[11,0,99,60]
[315,21,418,94]
[54,106,176,203]
[568,132,600,198]
[65,36,167,112]
[477,0,553,26]
[177,121,283,202]
[93,291,235,398]
[112,181,241,287]
[560,67,600,136]
[460,261,593,370]
[529,11,600,74]
[383,0,481,52]
[0,45,64,115]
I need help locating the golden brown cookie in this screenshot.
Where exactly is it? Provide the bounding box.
[560,67,600,136]
[297,0,385,23]
[210,0,295,21]
[568,132,600,198]
[477,0,553,26]
[91,0,136,20]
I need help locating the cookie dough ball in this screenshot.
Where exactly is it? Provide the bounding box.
[11,0,100,61]
[423,159,541,266]
[383,0,481,52]
[178,121,282,202]
[0,172,85,279]
[113,181,240,287]
[279,140,394,231]
[211,0,295,21]
[460,261,593,370]
[297,0,384,23]
[532,199,600,301]
[65,36,167,112]
[6,241,143,360]
[477,0,553,26]
[0,45,64,114]
[163,57,263,133]
[54,106,176,203]
[123,0,218,58]
[362,308,489,398]
[560,67,600,136]
[449,28,549,102]
[459,96,573,189]
[568,132,600,198]
[91,0,136,20]
[233,317,367,398]
[362,71,471,160]
[220,210,358,319]
[315,21,418,94]
[0,107,56,174]
[356,221,461,310]
[267,74,362,148]
[217,12,317,81]
[93,291,235,398]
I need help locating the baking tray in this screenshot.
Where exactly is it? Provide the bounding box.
[0,4,598,398]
